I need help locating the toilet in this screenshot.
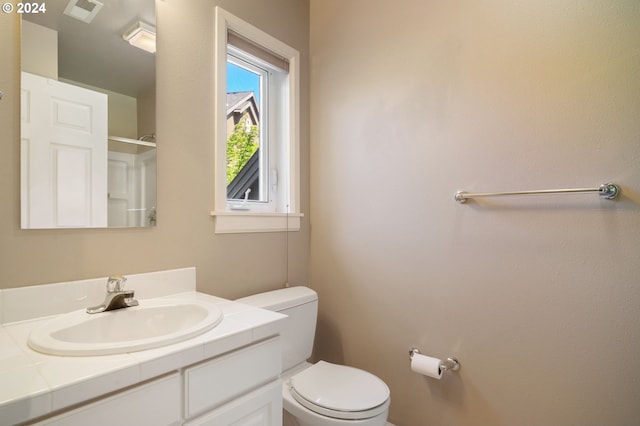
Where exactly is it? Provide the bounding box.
[236,286,391,426]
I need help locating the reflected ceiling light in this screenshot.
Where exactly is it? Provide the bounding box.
[122,21,156,54]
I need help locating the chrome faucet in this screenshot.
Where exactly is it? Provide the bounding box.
[87,275,139,314]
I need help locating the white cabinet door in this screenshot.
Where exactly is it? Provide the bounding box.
[184,337,281,418]
[185,381,282,426]
[31,373,181,426]
[21,71,108,228]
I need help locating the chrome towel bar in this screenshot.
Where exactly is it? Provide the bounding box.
[455,182,620,204]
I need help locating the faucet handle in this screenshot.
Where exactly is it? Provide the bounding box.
[106,275,127,292]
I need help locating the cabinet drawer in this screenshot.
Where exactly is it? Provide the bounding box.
[184,380,282,426]
[184,337,281,418]
[31,373,181,426]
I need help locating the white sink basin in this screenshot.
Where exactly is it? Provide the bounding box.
[28,298,223,356]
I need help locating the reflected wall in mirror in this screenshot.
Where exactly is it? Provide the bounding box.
[21,0,157,228]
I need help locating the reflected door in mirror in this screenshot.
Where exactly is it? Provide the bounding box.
[21,72,108,228]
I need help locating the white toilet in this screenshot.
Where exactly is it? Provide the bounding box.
[236,286,391,426]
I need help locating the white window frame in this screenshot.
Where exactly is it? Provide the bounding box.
[226,50,270,205]
[211,7,302,234]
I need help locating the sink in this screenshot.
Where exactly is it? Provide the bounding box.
[28,298,223,356]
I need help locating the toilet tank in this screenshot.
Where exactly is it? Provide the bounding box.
[236,286,318,372]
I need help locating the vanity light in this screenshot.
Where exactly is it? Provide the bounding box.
[122,21,156,54]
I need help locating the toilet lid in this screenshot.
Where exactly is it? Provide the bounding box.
[289,361,390,420]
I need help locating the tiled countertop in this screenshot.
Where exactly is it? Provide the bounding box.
[0,268,286,424]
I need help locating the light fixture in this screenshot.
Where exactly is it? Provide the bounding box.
[122,21,156,54]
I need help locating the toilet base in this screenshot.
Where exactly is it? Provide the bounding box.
[284,410,395,426]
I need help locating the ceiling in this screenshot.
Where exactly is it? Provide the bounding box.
[23,0,155,97]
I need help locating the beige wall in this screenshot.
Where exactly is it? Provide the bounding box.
[0,0,310,299]
[310,1,640,425]
[20,20,57,79]
[4,1,640,424]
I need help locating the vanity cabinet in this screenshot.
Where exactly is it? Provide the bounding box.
[184,337,281,419]
[30,337,282,426]
[184,381,281,426]
[31,373,182,426]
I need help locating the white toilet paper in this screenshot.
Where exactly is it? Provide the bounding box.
[410,353,443,379]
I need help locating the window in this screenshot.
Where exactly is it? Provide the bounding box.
[212,7,301,233]
[225,55,265,203]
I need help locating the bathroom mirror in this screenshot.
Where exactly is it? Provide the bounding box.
[20,0,157,228]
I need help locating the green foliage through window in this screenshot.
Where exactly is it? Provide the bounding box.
[226,115,259,184]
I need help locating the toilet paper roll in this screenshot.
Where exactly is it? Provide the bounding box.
[411,353,443,379]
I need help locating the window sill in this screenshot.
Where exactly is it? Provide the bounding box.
[210,211,303,234]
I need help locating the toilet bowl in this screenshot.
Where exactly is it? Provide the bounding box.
[281,361,390,426]
[236,287,391,426]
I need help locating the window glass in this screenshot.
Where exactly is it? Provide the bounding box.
[225,57,264,201]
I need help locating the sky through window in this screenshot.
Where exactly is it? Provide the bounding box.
[227,62,260,103]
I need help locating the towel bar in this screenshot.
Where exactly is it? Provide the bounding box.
[455,183,620,203]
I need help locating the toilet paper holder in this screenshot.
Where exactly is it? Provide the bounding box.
[409,347,460,372]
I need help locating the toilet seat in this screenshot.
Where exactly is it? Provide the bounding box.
[288,361,390,420]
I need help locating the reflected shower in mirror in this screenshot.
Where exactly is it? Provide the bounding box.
[20,0,156,228]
